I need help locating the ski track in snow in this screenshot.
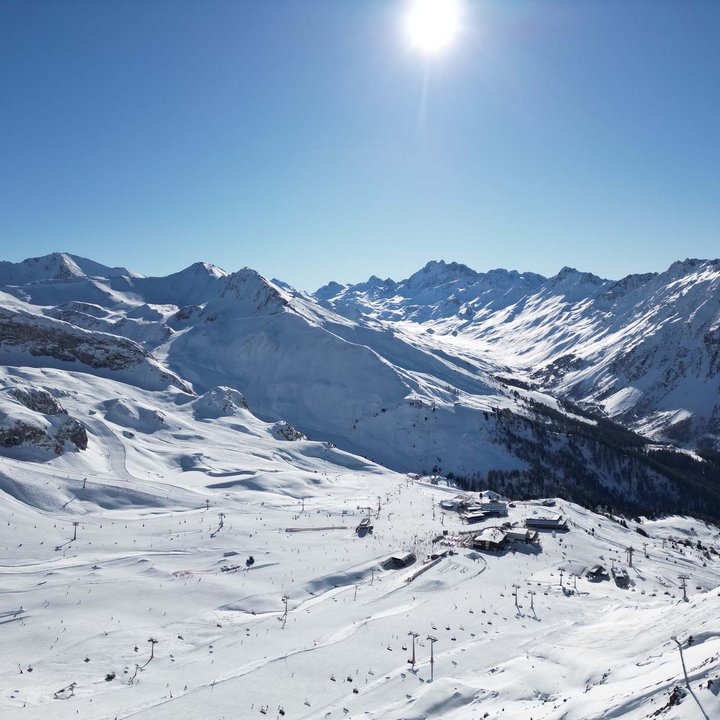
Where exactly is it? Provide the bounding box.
[83,418,137,483]
[1,255,720,719]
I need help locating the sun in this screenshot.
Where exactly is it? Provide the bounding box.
[404,0,462,56]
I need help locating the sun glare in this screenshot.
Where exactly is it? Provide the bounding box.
[405,0,462,56]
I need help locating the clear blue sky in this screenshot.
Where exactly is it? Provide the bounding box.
[1,0,719,290]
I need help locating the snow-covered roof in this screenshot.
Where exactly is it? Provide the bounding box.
[474,528,507,544]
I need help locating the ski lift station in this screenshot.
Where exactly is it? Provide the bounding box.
[505,528,539,544]
[525,514,568,531]
[586,564,610,581]
[439,494,472,511]
[472,528,508,552]
[463,511,493,524]
[385,551,417,569]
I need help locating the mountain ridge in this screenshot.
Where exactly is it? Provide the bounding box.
[1,251,719,519]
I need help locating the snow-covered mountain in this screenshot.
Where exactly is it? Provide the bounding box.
[2,252,720,720]
[317,258,720,451]
[1,252,718,519]
[0,252,138,285]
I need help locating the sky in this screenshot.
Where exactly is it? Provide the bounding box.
[1,0,719,291]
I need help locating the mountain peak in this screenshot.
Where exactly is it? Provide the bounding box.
[550,266,605,284]
[406,260,479,289]
[314,281,346,300]
[0,252,135,286]
[666,258,720,277]
[220,267,290,314]
[366,274,391,287]
[419,259,477,276]
[179,261,229,279]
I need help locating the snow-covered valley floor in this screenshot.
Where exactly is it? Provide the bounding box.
[2,376,719,720]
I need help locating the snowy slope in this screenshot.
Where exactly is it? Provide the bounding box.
[0,306,191,393]
[0,375,718,719]
[318,258,720,450]
[0,252,136,285]
[2,256,525,480]
[1,254,720,719]
[0,253,718,519]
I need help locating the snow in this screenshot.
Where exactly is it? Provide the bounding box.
[4,252,719,478]
[320,258,720,449]
[0,253,137,287]
[1,387,719,719]
[1,253,720,718]
[603,386,644,416]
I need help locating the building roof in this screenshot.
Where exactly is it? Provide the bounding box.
[474,528,507,544]
[526,515,566,526]
[464,510,490,518]
[506,528,536,540]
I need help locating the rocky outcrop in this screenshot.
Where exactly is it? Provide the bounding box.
[1,308,147,370]
[54,417,88,451]
[7,385,65,415]
[193,387,249,419]
[0,384,88,454]
[271,421,306,441]
[0,420,47,449]
[0,308,192,393]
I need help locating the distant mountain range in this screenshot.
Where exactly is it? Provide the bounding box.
[317,258,720,448]
[1,252,719,518]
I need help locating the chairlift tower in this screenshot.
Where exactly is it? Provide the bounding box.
[528,590,536,612]
[678,574,690,602]
[281,595,290,626]
[426,635,438,682]
[72,521,79,541]
[671,635,691,688]
[512,584,520,610]
[408,631,419,669]
[282,595,289,616]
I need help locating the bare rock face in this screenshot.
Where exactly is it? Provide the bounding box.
[0,308,193,393]
[0,417,87,454]
[0,420,47,449]
[0,309,139,369]
[0,384,88,455]
[271,421,306,441]
[55,417,88,451]
[7,385,65,415]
